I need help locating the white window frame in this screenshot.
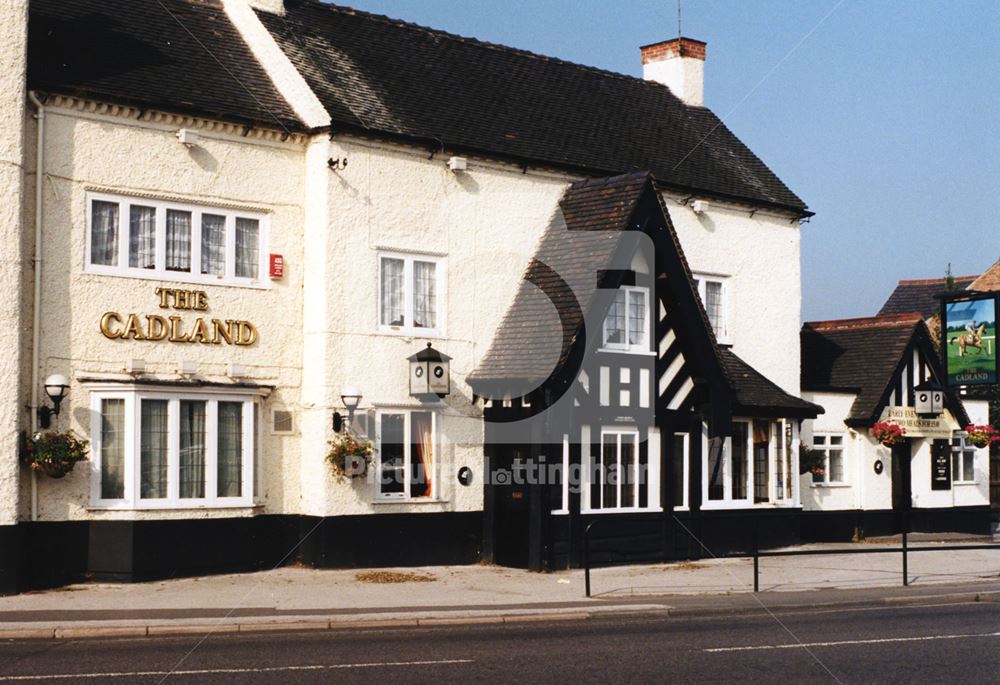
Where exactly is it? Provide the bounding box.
[89,388,257,510]
[702,420,753,508]
[601,285,651,353]
[810,432,847,486]
[691,273,730,343]
[374,409,440,501]
[377,251,446,337]
[672,432,690,511]
[582,427,661,513]
[951,433,977,484]
[84,192,269,288]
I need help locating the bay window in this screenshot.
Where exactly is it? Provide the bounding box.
[602,286,650,352]
[584,429,659,512]
[90,389,257,508]
[705,421,751,504]
[376,410,437,500]
[86,193,266,287]
[378,253,444,335]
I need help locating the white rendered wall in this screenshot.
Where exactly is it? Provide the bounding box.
[800,392,860,511]
[20,102,307,521]
[643,58,704,106]
[668,192,803,395]
[0,0,28,528]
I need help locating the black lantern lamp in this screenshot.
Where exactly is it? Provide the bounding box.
[38,374,70,429]
[914,380,944,417]
[409,343,451,398]
[332,385,363,433]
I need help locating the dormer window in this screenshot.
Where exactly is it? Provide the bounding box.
[602,286,649,352]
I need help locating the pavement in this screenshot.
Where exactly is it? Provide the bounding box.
[1,537,998,640]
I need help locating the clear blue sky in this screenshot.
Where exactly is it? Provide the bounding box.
[327,0,1000,321]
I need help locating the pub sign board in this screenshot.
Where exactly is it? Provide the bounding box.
[941,294,998,387]
[930,440,951,491]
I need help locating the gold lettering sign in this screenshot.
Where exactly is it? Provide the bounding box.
[100,289,258,346]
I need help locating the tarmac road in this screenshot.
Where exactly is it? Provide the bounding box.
[0,599,998,683]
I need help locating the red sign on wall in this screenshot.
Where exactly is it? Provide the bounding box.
[269,254,284,279]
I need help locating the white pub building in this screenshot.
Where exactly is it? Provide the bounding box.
[0,0,984,593]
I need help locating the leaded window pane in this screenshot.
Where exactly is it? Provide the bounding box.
[201,214,226,276]
[235,218,259,278]
[91,200,120,266]
[140,399,169,499]
[165,209,192,272]
[128,205,156,269]
[217,402,243,497]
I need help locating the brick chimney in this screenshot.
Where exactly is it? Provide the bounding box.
[640,37,706,106]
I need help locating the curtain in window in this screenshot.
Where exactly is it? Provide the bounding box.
[628,290,646,346]
[179,400,206,499]
[91,200,119,266]
[413,261,437,329]
[604,290,626,345]
[127,205,156,269]
[705,281,723,335]
[140,400,168,499]
[201,214,226,276]
[100,399,125,499]
[410,412,433,497]
[165,209,192,272]
[235,218,259,278]
[217,402,243,497]
[380,258,405,326]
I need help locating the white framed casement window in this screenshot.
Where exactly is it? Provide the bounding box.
[671,432,689,511]
[691,274,729,343]
[601,286,650,352]
[89,389,257,509]
[85,192,268,288]
[951,433,976,483]
[375,410,438,501]
[811,433,846,485]
[582,428,661,513]
[377,252,445,336]
[704,420,752,505]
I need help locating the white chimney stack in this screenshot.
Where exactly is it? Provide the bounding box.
[244,0,284,14]
[640,37,706,107]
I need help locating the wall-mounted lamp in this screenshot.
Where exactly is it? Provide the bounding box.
[914,380,944,417]
[38,374,69,429]
[333,385,363,433]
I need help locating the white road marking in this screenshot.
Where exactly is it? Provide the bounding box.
[0,659,474,681]
[705,631,1000,653]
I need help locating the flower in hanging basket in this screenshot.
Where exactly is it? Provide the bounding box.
[871,421,906,446]
[810,466,826,479]
[326,433,375,482]
[21,430,89,478]
[964,424,1000,449]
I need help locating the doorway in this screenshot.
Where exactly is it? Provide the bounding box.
[891,441,912,530]
[490,445,531,568]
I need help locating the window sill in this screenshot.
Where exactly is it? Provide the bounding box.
[953,480,978,486]
[810,483,851,489]
[84,266,270,290]
[88,502,260,512]
[376,327,446,340]
[581,507,663,515]
[596,348,656,356]
[373,497,448,505]
[700,501,796,510]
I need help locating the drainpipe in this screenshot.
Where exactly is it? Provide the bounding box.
[27,91,45,522]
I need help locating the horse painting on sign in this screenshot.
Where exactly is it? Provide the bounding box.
[944,296,997,386]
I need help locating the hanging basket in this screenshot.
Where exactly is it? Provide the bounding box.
[35,461,70,479]
[871,421,906,447]
[22,431,89,478]
[964,424,999,449]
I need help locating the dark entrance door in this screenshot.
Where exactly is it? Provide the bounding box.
[490,445,531,568]
[891,441,912,531]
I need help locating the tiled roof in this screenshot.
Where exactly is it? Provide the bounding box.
[719,349,822,417]
[877,276,978,318]
[467,172,649,386]
[801,314,924,423]
[259,0,809,213]
[969,258,1000,292]
[27,0,303,131]
[470,171,819,418]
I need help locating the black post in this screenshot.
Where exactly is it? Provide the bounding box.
[583,521,593,598]
[902,511,909,587]
[753,517,760,593]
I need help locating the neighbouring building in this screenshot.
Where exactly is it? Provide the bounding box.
[2,0,820,593]
[800,314,991,540]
